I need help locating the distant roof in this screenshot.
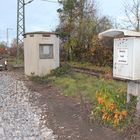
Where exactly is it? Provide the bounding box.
[24,31,56,35]
[99,29,140,38]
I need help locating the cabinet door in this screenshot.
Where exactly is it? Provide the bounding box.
[113,38,133,80]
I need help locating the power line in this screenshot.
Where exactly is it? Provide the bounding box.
[42,0,60,3]
[24,0,34,5]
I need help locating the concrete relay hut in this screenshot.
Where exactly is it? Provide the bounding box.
[24,31,60,76]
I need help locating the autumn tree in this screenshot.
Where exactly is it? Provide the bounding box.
[124,0,140,31]
[57,0,78,60]
[10,39,17,57]
[0,42,7,56]
[57,0,113,64]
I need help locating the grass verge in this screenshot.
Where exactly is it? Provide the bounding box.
[67,61,111,73]
[30,65,137,130]
[7,56,24,65]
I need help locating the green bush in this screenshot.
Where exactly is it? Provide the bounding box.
[29,75,50,84]
[91,80,136,128]
[50,64,71,77]
[29,64,71,84]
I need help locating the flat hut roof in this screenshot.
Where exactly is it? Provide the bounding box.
[24,31,56,36]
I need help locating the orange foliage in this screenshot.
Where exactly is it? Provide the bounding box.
[0,47,7,55]
[96,92,128,126]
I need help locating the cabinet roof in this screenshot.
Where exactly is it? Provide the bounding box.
[99,29,140,38]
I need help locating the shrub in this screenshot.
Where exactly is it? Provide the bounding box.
[29,75,49,84]
[91,79,129,128]
[29,64,71,84]
[50,64,71,77]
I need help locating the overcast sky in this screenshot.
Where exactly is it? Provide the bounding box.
[0,0,132,43]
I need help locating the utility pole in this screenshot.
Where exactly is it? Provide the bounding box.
[17,0,34,65]
[17,0,25,46]
[17,0,25,64]
[6,28,12,48]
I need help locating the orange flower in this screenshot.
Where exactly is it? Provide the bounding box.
[106,115,111,121]
[121,110,127,117]
[102,113,108,120]
[114,118,119,126]
[109,103,116,111]
[118,114,123,120]
[101,108,106,113]
[114,112,119,119]
[97,97,105,105]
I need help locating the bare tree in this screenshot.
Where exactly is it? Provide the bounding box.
[124,0,140,31]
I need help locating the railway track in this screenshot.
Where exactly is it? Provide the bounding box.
[71,66,127,82]
[61,63,110,78]
[72,67,103,78]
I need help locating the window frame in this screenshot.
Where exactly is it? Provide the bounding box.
[39,44,53,59]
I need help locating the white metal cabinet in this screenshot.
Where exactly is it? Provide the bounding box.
[113,37,140,80]
[113,37,133,79]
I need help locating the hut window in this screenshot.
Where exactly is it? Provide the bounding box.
[39,44,53,59]
[42,34,50,37]
[30,34,34,37]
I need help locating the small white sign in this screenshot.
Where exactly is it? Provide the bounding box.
[117,48,128,64]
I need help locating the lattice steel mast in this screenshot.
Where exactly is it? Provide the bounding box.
[17,0,34,64]
[17,0,25,47]
[17,0,25,64]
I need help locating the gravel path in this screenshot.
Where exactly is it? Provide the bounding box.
[0,71,57,140]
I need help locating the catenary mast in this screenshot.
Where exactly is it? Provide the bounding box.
[17,0,25,64]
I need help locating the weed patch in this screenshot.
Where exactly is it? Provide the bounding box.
[53,73,137,129]
[29,75,50,84]
[29,69,137,129]
[51,64,71,77]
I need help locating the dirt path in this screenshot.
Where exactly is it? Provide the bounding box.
[27,81,124,140]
